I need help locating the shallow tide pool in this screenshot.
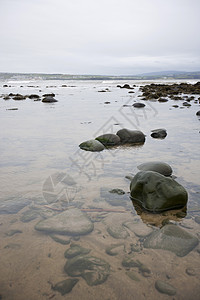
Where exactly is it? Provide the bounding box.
[0,79,200,300]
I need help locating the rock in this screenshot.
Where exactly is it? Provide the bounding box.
[118,84,134,89]
[130,171,187,212]
[105,243,124,256]
[183,101,191,106]
[42,96,58,103]
[52,278,78,295]
[107,223,129,239]
[6,108,18,110]
[196,111,200,116]
[109,189,125,195]
[3,96,10,100]
[100,187,130,207]
[64,255,110,286]
[123,220,153,237]
[155,280,176,296]
[137,161,172,176]
[3,84,8,87]
[64,244,91,258]
[132,103,145,108]
[13,94,26,100]
[158,98,168,102]
[28,94,40,99]
[5,229,22,236]
[116,128,145,144]
[172,105,179,108]
[42,93,55,97]
[126,271,140,281]
[186,268,196,276]
[194,216,200,224]
[95,134,120,146]
[104,101,110,104]
[20,208,39,222]
[35,208,94,236]
[144,224,199,257]
[79,139,105,152]
[0,196,31,214]
[50,234,71,245]
[151,129,167,139]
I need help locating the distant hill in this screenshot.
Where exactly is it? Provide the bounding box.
[0,71,200,81]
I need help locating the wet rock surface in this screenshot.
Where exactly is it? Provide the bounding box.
[130,171,187,212]
[116,128,145,144]
[144,224,199,256]
[137,161,172,176]
[64,244,91,258]
[34,208,94,235]
[79,139,105,152]
[95,133,120,146]
[151,129,167,139]
[64,255,110,286]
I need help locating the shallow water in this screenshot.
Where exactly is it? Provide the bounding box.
[0,79,200,299]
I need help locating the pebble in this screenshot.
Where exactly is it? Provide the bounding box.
[155,280,176,295]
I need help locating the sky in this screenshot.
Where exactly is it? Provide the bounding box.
[0,0,200,75]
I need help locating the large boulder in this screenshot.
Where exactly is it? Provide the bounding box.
[137,161,172,176]
[79,139,105,152]
[95,133,120,146]
[34,208,94,236]
[116,128,145,144]
[144,224,199,257]
[130,171,188,212]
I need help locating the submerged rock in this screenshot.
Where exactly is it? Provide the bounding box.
[52,278,79,295]
[64,255,110,286]
[116,128,145,144]
[144,224,199,257]
[130,171,187,212]
[107,224,129,239]
[0,196,31,214]
[137,161,172,176]
[95,133,120,146]
[35,208,94,236]
[123,220,153,237]
[100,187,130,207]
[155,280,176,296]
[151,129,167,139]
[79,139,105,152]
[64,244,91,258]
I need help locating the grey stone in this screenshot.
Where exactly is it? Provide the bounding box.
[123,220,153,237]
[35,208,94,236]
[116,128,145,144]
[137,161,172,176]
[52,278,78,295]
[107,224,129,239]
[151,129,167,139]
[130,171,187,212]
[132,103,145,108]
[155,280,176,295]
[79,139,105,152]
[64,244,91,258]
[64,255,110,286]
[196,111,200,116]
[95,133,120,146]
[194,216,200,224]
[42,96,58,103]
[100,187,130,207]
[0,196,31,214]
[144,224,199,257]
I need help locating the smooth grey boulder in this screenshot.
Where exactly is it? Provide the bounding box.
[155,280,176,295]
[95,133,120,146]
[144,224,199,257]
[35,208,94,236]
[137,161,172,176]
[116,128,145,144]
[130,171,187,212]
[79,139,105,152]
[151,128,167,139]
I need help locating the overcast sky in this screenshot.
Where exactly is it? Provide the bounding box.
[0,0,200,75]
